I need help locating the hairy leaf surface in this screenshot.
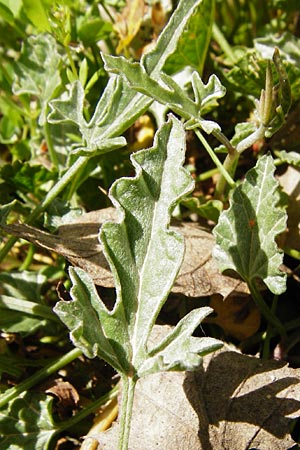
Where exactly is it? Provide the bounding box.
[103,55,225,134]
[213,154,287,294]
[55,116,221,377]
[48,0,204,157]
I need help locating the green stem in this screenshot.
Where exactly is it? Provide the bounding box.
[65,45,78,79]
[57,384,119,433]
[118,375,136,450]
[262,295,278,359]
[196,167,219,182]
[18,243,35,271]
[214,149,239,198]
[0,348,82,408]
[248,280,286,339]
[212,23,237,65]
[195,129,235,190]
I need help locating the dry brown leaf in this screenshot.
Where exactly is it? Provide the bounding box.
[207,293,261,340]
[97,327,300,450]
[1,207,248,299]
[114,0,146,54]
[45,378,79,419]
[278,165,300,251]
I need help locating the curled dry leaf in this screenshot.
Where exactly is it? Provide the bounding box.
[98,326,300,450]
[44,379,79,420]
[1,207,248,299]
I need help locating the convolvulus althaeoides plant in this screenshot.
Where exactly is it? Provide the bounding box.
[0,0,204,262]
[54,116,222,450]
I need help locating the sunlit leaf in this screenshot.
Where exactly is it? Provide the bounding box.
[48,0,205,156]
[276,150,300,166]
[103,55,224,134]
[22,0,51,32]
[54,116,221,379]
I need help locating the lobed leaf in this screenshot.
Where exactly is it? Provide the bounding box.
[276,150,300,166]
[55,116,221,377]
[138,308,222,376]
[213,154,287,294]
[48,0,204,157]
[103,55,224,134]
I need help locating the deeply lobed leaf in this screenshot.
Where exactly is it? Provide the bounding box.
[55,116,221,378]
[48,0,205,158]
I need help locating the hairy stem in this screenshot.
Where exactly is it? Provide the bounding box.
[118,375,136,450]
[194,129,235,195]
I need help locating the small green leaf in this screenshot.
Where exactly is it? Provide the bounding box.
[181,196,223,223]
[48,78,127,157]
[0,160,54,199]
[78,17,113,45]
[22,0,51,32]
[0,392,56,450]
[191,72,226,115]
[213,154,287,295]
[13,33,61,125]
[138,308,222,376]
[0,271,57,334]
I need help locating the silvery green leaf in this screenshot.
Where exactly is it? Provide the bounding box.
[213,154,287,295]
[138,308,222,377]
[55,116,220,377]
[48,0,203,158]
[103,56,223,134]
[13,34,61,126]
[276,150,300,166]
[191,72,226,115]
[48,78,128,157]
[255,32,300,65]
[142,0,205,76]
[54,267,131,374]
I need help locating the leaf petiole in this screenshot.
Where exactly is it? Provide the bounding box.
[248,280,286,340]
